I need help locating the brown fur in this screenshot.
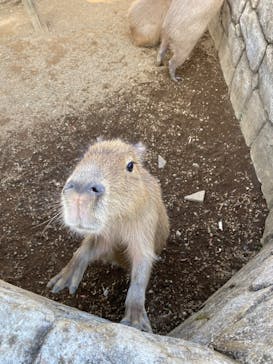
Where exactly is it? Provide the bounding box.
[157,0,224,81]
[128,0,171,47]
[47,139,169,332]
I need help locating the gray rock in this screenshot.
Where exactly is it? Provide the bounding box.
[257,0,273,43]
[36,319,234,364]
[215,293,273,363]
[0,280,235,364]
[251,122,273,209]
[240,90,267,146]
[227,22,245,66]
[240,2,267,72]
[218,34,235,88]
[209,10,224,51]
[170,243,273,363]
[262,208,273,245]
[221,1,231,35]
[259,45,273,123]
[230,53,254,119]
[249,254,273,291]
[228,0,247,23]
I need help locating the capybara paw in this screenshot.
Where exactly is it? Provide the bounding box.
[121,308,152,333]
[156,54,164,67]
[47,267,81,295]
[169,70,182,82]
[168,59,182,82]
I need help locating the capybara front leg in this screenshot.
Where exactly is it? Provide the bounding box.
[156,38,168,66]
[121,258,152,332]
[168,56,183,82]
[47,236,102,295]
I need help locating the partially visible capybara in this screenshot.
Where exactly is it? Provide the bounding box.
[47,139,169,332]
[157,0,224,81]
[128,0,171,47]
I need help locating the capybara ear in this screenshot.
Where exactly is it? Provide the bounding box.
[134,142,146,161]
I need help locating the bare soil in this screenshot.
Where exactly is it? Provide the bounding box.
[0,1,268,335]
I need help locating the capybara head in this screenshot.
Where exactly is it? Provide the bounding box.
[62,139,147,236]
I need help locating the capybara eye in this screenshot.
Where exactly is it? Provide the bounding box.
[126,161,134,172]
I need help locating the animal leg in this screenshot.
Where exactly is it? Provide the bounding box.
[47,236,104,295]
[156,38,168,66]
[121,257,153,332]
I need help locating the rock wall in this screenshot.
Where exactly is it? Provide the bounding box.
[209,0,273,212]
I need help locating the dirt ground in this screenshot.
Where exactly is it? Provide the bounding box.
[0,0,268,335]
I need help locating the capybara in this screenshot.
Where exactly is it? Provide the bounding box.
[47,139,169,332]
[157,0,224,81]
[128,0,171,47]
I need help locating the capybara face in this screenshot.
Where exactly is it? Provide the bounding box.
[62,139,146,235]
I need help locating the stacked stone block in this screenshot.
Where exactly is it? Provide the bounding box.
[209,0,273,220]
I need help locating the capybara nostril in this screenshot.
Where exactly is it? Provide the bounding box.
[86,183,105,196]
[63,181,76,192]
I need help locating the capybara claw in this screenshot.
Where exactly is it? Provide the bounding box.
[121,309,152,333]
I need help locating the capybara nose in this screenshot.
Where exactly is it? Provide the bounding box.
[63,181,76,192]
[85,182,105,196]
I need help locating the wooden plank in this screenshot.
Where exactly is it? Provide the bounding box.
[22,0,49,33]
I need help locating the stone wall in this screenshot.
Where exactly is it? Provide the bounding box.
[209,0,273,215]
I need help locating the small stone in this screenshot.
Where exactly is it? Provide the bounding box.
[184,190,205,203]
[218,220,223,231]
[176,230,182,237]
[102,287,109,297]
[158,155,166,169]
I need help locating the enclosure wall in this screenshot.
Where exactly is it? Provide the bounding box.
[209,0,273,212]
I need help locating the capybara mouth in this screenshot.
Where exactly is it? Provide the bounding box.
[68,221,102,235]
[62,205,103,235]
